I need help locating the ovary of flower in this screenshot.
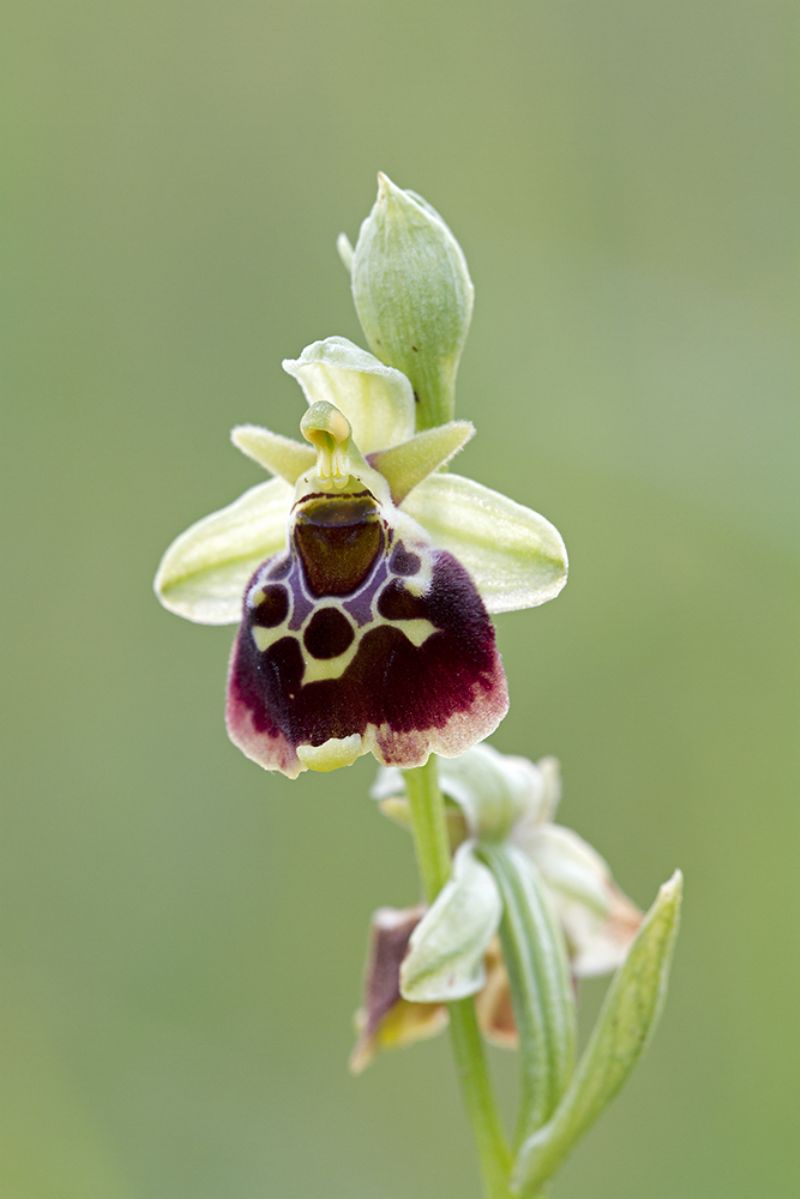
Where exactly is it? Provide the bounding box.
[154,337,568,778]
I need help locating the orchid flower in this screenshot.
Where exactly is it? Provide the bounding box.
[154,338,567,778]
[351,744,642,1070]
[152,174,682,1196]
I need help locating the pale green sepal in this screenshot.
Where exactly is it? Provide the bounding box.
[351,173,474,431]
[373,746,551,846]
[231,424,315,483]
[403,473,568,614]
[282,336,415,455]
[482,845,576,1143]
[368,421,474,503]
[434,744,544,843]
[154,477,293,625]
[336,232,354,273]
[400,843,501,1003]
[523,825,612,918]
[513,871,684,1193]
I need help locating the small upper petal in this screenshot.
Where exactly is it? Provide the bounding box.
[231,425,315,483]
[367,421,474,504]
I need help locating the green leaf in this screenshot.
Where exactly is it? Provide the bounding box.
[402,473,568,614]
[282,336,415,455]
[482,845,576,1142]
[513,871,684,1193]
[369,420,474,503]
[231,424,315,483]
[400,843,502,1003]
[154,478,293,624]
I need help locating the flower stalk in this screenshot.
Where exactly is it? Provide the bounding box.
[404,758,512,1199]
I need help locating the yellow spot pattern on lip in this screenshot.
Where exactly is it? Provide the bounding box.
[251,625,279,652]
[386,619,436,648]
[251,615,437,679]
[301,633,361,682]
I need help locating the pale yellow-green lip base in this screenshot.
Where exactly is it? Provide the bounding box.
[296,735,365,773]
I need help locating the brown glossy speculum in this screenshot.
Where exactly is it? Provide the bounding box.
[293,490,386,597]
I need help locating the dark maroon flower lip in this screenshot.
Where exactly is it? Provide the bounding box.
[226,498,508,777]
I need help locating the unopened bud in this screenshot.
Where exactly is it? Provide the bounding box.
[351,173,474,430]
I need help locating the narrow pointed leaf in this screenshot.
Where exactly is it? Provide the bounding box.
[482,845,576,1143]
[514,871,683,1193]
[368,421,474,503]
[282,336,415,454]
[231,424,315,483]
[154,478,293,625]
[400,843,501,1003]
[403,473,568,614]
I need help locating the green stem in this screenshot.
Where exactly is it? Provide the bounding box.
[403,757,513,1199]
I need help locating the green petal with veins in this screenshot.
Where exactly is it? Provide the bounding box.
[231,425,315,483]
[403,473,568,614]
[154,477,293,625]
[282,336,415,454]
[400,843,502,1003]
[524,825,616,917]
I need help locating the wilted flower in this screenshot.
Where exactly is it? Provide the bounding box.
[155,339,567,778]
[351,745,641,1069]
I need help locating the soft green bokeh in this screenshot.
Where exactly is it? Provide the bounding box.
[3,2,797,1197]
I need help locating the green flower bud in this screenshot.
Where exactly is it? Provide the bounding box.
[350,173,474,431]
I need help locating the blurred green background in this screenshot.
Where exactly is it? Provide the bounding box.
[3,2,798,1196]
